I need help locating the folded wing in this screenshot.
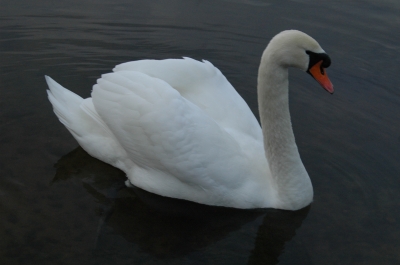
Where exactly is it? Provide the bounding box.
[92,70,252,190]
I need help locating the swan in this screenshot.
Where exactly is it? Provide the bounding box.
[46,30,333,210]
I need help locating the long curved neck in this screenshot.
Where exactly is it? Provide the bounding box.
[257,53,313,210]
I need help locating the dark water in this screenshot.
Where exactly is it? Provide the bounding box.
[1,0,399,264]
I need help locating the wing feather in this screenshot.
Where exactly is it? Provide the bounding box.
[92,70,250,188]
[113,58,263,142]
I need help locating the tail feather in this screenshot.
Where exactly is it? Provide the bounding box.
[45,75,133,173]
[45,75,83,132]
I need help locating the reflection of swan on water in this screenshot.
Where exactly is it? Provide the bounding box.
[53,147,310,262]
[47,30,332,210]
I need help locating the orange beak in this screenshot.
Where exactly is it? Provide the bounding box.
[309,60,334,94]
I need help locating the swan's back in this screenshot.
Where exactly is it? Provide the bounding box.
[113,58,262,142]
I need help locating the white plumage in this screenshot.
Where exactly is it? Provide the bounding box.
[47,30,333,210]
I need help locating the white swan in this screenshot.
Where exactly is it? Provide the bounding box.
[46,30,333,210]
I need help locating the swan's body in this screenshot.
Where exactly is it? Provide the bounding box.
[46,30,333,210]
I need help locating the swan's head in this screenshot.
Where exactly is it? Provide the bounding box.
[264,30,334,93]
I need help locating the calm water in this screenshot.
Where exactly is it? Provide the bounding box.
[1,0,400,264]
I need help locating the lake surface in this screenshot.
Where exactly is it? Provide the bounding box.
[1,0,399,264]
